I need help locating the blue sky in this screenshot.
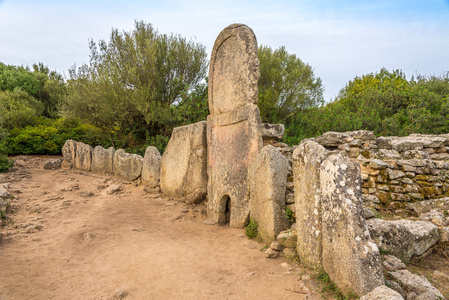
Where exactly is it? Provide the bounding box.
[1,0,448,101]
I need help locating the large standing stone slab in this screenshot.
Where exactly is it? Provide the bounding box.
[74,142,92,171]
[206,24,263,228]
[249,145,289,241]
[141,146,161,189]
[113,149,143,181]
[320,153,384,296]
[160,121,207,204]
[292,140,328,267]
[91,146,115,175]
[62,139,77,169]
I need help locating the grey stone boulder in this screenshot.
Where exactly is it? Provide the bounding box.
[389,269,445,299]
[367,219,439,260]
[141,146,161,188]
[260,123,284,144]
[407,197,449,215]
[320,153,384,296]
[276,230,297,249]
[314,131,353,147]
[113,149,143,181]
[44,158,63,170]
[369,159,388,170]
[419,210,448,227]
[249,145,289,241]
[91,146,115,175]
[360,285,404,300]
[74,141,93,171]
[382,255,407,271]
[440,227,449,242]
[61,139,77,169]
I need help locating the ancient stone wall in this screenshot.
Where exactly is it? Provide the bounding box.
[304,131,449,216]
[62,140,161,186]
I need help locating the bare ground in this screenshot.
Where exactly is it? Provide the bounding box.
[0,156,323,300]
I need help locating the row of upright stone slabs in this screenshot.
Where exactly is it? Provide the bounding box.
[206,24,264,228]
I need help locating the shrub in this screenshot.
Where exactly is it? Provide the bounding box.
[0,154,14,172]
[245,218,259,239]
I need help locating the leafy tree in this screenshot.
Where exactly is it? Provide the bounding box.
[284,68,449,144]
[258,45,324,124]
[61,20,208,145]
[0,88,44,129]
[0,62,65,118]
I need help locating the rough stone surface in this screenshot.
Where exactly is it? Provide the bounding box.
[206,24,263,228]
[113,149,143,181]
[249,145,289,241]
[44,158,63,170]
[440,227,449,242]
[276,230,297,249]
[61,139,77,169]
[260,123,284,144]
[389,269,445,299]
[91,146,115,175]
[160,121,207,204]
[74,142,93,171]
[367,218,439,260]
[382,255,407,271]
[407,198,449,215]
[293,140,328,267]
[419,210,448,227]
[320,153,384,296]
[141,146,161,188]
[208,24,259,116]
[359,285,404,300]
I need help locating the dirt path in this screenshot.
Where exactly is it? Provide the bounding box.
[0,156,322,300]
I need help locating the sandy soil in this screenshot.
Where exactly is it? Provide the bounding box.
[0,156,322,300]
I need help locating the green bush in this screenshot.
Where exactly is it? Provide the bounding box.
[245,218,259,239]
[0,154,14,172]
[1,117,110,155]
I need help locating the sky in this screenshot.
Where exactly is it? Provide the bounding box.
[1,0,449,102]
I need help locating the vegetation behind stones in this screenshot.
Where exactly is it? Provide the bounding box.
[1,21,448,166]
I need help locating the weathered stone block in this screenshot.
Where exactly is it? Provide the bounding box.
[141,146,161,188]
[44,158,62,170]
[161,121,207,204]
[62,139,77,169]
[367,219,439,260]
[113,149,143,181]
[249,145,289,241]
[91,145,115,175]
[74,142,92,171]
[320,153,384,296]
[389,269,445,299]
[360,285,404,300]
[293,140,329,267]
[260,123,284,145]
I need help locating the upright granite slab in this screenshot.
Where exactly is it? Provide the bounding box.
[207,24,263,228]
[249,145,289,241]
[62,139,77,169]
[292,140,329,267]
[320,153,384,296]
[113,149,143,181]
[74,142,92,171]
[91,145,115,175]
[160,121,207,204]
[141,146,161,188]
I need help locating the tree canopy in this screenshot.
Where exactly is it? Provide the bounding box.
[257,45,324,124]
[61,20,208,141]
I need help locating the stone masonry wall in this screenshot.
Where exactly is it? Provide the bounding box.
[274,131,449,217]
